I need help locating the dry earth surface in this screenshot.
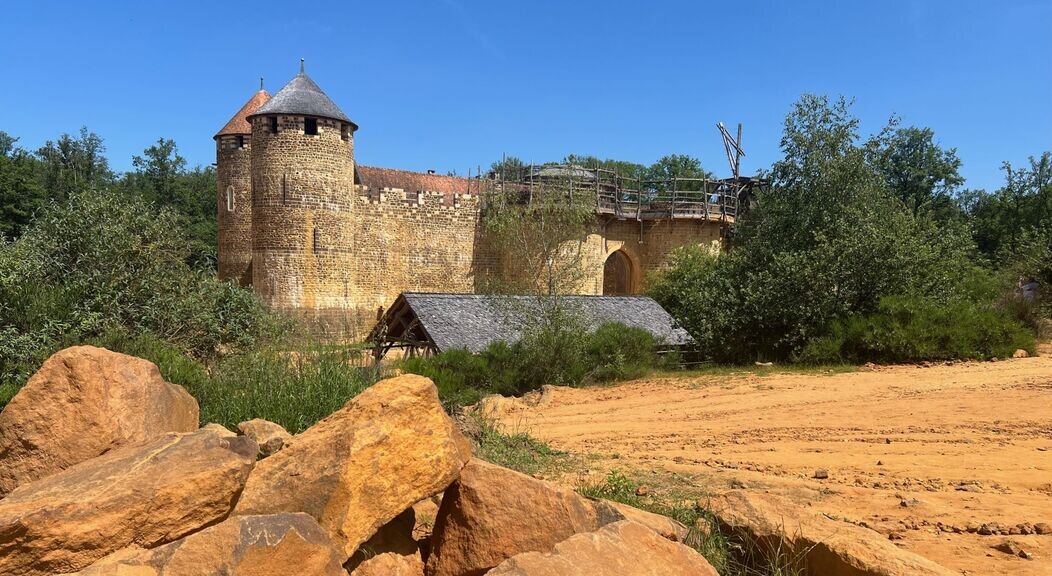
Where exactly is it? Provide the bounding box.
[492,347,1052,576]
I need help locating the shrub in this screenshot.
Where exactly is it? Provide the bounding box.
[401,321,672,407]
[583,322,661,382]
[797,295,1036,364]
[0,188,278,396]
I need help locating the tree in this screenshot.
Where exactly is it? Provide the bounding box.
[122,139,217,267]
[966,152,1052,260]
[651,95,978,362]
[479,183,596,296]
[867,124,963,218]
[644,154,711,191]
[0,131,46,239]
[35,127,112,201]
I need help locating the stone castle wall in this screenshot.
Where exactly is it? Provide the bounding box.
[215,135,253,286]
[223,113,726,341]
[347,188,485,336]
[249,114,358,338]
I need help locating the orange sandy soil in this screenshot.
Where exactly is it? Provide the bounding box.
[491,348,1052,576]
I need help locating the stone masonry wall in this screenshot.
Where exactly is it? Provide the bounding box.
[250,114,357,338]
[349,187,482,337]
[580,217,725,295]
[216,134,253,286]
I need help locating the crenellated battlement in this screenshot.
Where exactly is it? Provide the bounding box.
[355,185,479,210]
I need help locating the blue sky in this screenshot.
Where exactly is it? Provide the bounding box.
[0,0,1048,190]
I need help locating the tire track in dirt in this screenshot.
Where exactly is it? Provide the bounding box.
[492,354,1052,575]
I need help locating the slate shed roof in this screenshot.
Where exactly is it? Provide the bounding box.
[214,89,270,138]
[372,293,693,354]
[247,71,357,130]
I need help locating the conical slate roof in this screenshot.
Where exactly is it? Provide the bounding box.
[214,89,271,139]
[247,71,357,130]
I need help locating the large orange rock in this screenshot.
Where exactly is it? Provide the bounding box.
[426,459,609,576]
[712,491,957,576]
[0,346,199,495]
[71,513,344,576]
[600,499,689,542]
[349,551,425,576]
[0,428,256,576]
[487,520,719,576]
[233,374,471,561]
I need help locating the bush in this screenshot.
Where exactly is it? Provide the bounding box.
[584,322,662,382]
[797,295,1036,364]
[0,188,278,395]
[402,321,670,408]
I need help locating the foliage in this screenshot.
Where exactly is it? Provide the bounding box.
[463,413,570,476]
[0,132,47,239]
[0,187,276,393]
[402,345,519,411]
[650,95,991,363]
[86,331,381,434]
[583,321,663,382]
[964,152,1052,260]
[34,127,113,203]
[120,139,217,267]
[479,183,597,295]
[797,294,1035,364]
[866,123,963,218]
[402,320,669,410]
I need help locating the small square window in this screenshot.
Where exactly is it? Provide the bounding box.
[304,118,318,136]
[269,116,278,134]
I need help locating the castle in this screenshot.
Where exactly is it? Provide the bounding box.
[215,63,739,340]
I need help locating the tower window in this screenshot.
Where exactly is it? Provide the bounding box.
[236,135,245,149]
[341,124,350,142]
[304,118,318,136]
[269,116,278,134]
[226,185,235,212]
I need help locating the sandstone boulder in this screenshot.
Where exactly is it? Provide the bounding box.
[233,374,471,561]
[487,520,719,576]
[349,551,425,576]
[426,459,608,576]
[712,491,957,576]
[0,346,199,496]
[600,499,689,542]
[237,418,292,457]
[71,513,344,576]
[0,429,256,576]
[346,508,419,572]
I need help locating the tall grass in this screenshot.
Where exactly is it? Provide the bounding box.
[89,331,381,433]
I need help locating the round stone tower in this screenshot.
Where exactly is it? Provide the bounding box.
[247,62,359,338]
[215,83,270,286]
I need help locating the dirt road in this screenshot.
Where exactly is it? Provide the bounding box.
[492,353,1052,575]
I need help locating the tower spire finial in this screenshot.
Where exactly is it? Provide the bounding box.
[259,76,264,91]
[300,58,305,73]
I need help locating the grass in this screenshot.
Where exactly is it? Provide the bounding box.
[578,470,807,576]
[87,331,384,434]
[461,412,573,477]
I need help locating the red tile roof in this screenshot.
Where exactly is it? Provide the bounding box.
[214,90,271,138]
[356,166,488,201]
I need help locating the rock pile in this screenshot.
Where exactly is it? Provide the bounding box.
[0,347,717,575]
